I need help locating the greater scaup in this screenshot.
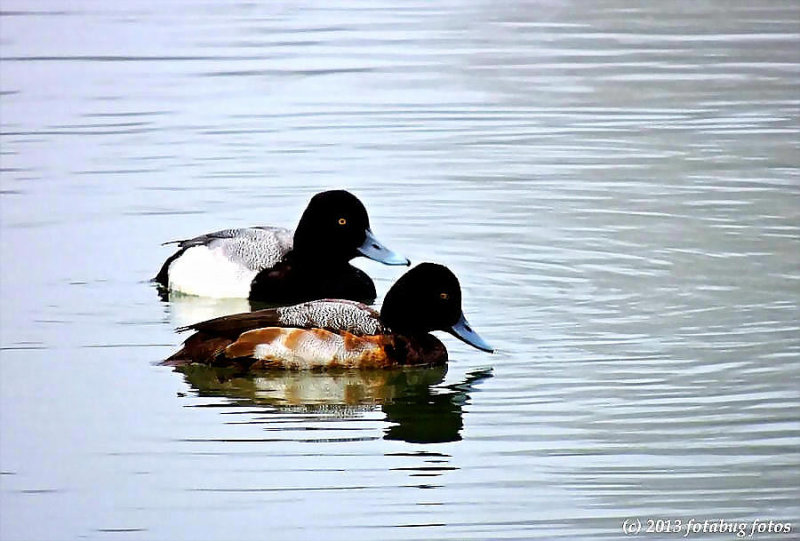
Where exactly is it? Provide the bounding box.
[163,263,493,369]
[155,190,409,303]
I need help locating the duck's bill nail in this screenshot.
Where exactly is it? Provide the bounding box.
[449,313,494,353]
[357,229,410,266]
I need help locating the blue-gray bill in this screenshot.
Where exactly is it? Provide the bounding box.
[449,313,494,353]
[357,229,410,266]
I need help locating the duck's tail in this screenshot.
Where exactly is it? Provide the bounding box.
[161,333,233,366]
[153,246,187,286]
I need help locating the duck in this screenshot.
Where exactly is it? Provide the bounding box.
[163,263,493,370]
[154,190,409,303]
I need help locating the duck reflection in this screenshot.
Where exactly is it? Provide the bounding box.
[383,367,493,443]
[175,364,493,444]
[159,291,253,329]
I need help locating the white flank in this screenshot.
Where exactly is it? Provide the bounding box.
[248,329,381,369]
[252,333,343,369]
[168,246,257,298]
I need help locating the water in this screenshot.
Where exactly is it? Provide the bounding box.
[1,1,799,539]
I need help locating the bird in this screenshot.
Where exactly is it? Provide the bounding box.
[155,190,409,304]
[163,263,493,370]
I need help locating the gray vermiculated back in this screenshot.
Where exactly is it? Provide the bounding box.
[276,300,385,335]
[175,226,294,272]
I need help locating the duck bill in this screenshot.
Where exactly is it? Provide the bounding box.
[448,313,494,353]
[357,229,410,266]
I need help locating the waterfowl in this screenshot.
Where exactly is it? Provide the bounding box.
[155,190,409,303]
[163,263,493,370]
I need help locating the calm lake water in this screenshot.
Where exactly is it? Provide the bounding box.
[1,1,799,540]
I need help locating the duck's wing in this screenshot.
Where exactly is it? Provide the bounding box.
[155,226,293,285]
[176,307,286,338]
[179,299,385,338]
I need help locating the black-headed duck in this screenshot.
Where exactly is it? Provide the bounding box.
[155,190,409,304]
[163,263,493,370]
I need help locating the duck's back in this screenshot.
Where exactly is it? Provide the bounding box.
[184,299,384,337]
[157,226,293,298]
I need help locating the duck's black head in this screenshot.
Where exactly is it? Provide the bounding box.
[292,190,409,266]
[380,263,493,352]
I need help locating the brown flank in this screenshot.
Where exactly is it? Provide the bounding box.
[225,328,284,359]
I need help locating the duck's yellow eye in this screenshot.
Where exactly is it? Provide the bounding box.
[440,292,449,301]
[338,218,347,225]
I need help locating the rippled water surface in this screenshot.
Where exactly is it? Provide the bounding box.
[2,1,799,540]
